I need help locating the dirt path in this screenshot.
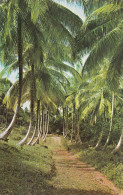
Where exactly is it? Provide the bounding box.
[46,136,122,195]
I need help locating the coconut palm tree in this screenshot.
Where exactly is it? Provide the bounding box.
[0,0,24,140]
[0,0,83,141]
[74,1,123,85]
[78,61,113,148]
[73,1,123,150]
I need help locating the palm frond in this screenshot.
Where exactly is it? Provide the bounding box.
[83,23,123,72]
[107,40,123,90]
[47,0,83,34]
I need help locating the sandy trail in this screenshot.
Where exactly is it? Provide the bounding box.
[46,136,122,195]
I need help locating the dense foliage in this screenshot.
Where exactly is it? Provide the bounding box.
[0,0,122,191]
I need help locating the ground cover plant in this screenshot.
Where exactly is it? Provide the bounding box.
[0,127,55,195]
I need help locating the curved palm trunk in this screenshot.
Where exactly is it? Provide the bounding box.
[103,92,114,150]
[27,125,36,145]
[42,110,47,141]
[64,106,68,138]
[95,123,104,149]
[112,129,123,154]
[42,117,46,141]
[76,111,82,144]
[17,64,34,146]
[31,132,40,146]
[43,111,49,142]
[41,106,45,138]
[0,103,19,140]
[70,111,74,142]
[63,107,65,137]
[39,116,42,137]
[75,112,78,143]
[32,103,41,145]
[42,108,48,140]
[17,120,32,146]
[32,118,41,146]
[0,14,23,141]
[31,100,40,145]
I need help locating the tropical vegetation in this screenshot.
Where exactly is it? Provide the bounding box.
[0,0,122,193]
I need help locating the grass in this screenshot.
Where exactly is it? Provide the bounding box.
[0,126,55,195]
[61,137,123,190]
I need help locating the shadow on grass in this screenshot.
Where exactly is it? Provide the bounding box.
[45,187,113,195]
[0,142,56,195]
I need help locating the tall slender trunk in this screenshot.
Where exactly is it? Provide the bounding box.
[103,92,114,150]
[32,102,41,145]
[42,106,45,138]
[95,121,104,149]
[32,117,40,145]
[64,106,68,138]
[75,112,78,143]
[63,107,65,137]
[27,125,36,145]
[70,110,74,142]
[112,129,123,154]
[43,110,49,141]
[76,110,82,144]
[42,110,47,141]
[17,63,34,146]
[0,14,23,141]
[39,116,42,137]
[71,102,76,141]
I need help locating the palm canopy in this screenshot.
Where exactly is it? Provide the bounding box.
[65,0,110,15]
[73,1,123,91]
[0,78,12,97]
[78,62,113,120]
[0,0,83,86]
[3,64,68,113]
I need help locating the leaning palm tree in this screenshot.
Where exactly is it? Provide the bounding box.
[0,0,83,141]
[17,62,35,146]
[17,57,79,145]
[78,62,113,148]
[0,0,23,140]
[103,92,115,150]
[73,1,123,150]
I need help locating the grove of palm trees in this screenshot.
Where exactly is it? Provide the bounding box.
[0,0,123,194]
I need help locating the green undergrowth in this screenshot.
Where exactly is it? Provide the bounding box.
[61,137,123,190]
[0,136,55,195]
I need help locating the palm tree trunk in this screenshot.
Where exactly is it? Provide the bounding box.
[32,102,41,145]
[63,107,65,137]
[112,129,123,154]
[42,106,45,139]
[76,111,82,144]
[27,125,36,145]
[95,122,104,149]
[103,92,114,150]
[0,14,23,141]
[36,100,40,144]
[43,110,49,141]
[42,106,44,136]
[63,106,68,138]
[70,111,74,142]
[65,105,68,138]
[39,116,42,137]
[17,64,34,146]
[75,112,77,143]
